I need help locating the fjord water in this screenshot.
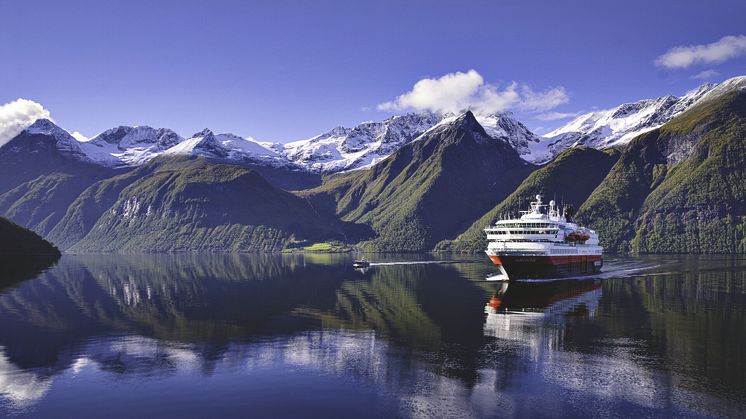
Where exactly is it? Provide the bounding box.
[0,255,744,418]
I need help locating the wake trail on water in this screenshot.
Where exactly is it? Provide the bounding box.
[364,259,671,283]
[369,260,481,266]
[513,261,666,283]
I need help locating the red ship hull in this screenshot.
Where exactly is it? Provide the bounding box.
[488,254,602,279]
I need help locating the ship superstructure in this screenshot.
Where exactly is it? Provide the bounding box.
[484,195,603,280]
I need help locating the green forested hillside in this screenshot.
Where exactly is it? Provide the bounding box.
[68,157,343,252]
[46,164,159,250]
[437,147,619,252]
[577,85,746,253]
[303,112,534,251]
[0,129,116,236]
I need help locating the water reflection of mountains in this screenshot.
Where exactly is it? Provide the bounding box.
[1,255,745,412]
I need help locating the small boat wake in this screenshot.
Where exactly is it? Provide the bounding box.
[369,259,481,267]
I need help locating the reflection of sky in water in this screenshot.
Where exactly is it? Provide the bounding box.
[483,285,665,411]
[0,351,53,407]
[0,254,744,417]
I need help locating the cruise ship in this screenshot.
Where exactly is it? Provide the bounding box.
[484,195,603,280]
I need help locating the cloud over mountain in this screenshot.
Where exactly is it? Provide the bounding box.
[377,70,568,115]
[535,111,584,121]
[656,35,746,69]
[0,99,52,147]
[690,70,720,80]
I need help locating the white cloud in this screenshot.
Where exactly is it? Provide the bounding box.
[535,111,583,121]
[690,69,720,80]
[377,70,568,115]
[655,35,746,69]
[70,131,89,142]
[517,85,569,112]
[0,98,52,147]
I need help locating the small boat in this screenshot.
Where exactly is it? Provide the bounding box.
[352,257,370,268]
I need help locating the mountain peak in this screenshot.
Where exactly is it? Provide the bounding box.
[436,110,492,145]
[9,118,92,162]
[451,110,481,129]
[192,128,214,138]
[24,118,67,137]
[81,125,185,167]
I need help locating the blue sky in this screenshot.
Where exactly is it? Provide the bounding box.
[1,0,745,141]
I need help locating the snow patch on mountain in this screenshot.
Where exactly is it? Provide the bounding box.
[79,126,183,167]
[163,129,292,167]
[272,111,550,172]
[475,113,550,163]
[542,81,721,155]
[276,113,441,173]
[691,75,746,105]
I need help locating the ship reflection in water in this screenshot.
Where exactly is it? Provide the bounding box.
[0,254,745,417]
[484,279,603,342]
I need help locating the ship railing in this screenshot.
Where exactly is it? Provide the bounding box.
[492,251,547,256]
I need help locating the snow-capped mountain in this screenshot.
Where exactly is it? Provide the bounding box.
[8,119,93,163]
[70,125,290,169]
[3,76,743,175]
[270,113,442,173]
[268,111,545,172]
[542,82,719,155]
[474,113,549,163]
[3,113,543,174]
[162,128,294,168]
[692,75,746,104]
[79,126,183,167]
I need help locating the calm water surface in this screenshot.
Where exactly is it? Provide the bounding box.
[0,254,745,418]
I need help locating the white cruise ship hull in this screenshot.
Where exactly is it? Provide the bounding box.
[486,251,603,279]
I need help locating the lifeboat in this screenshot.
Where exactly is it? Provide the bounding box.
[566,230,590,243]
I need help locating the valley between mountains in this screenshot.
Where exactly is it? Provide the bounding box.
[1,76,745,254]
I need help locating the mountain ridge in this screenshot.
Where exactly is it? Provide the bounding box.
[3,76,742,177]
[0,76,744,254]
[541,78,746,157]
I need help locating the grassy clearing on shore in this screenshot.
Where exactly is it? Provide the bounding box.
[283,241,355,253]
